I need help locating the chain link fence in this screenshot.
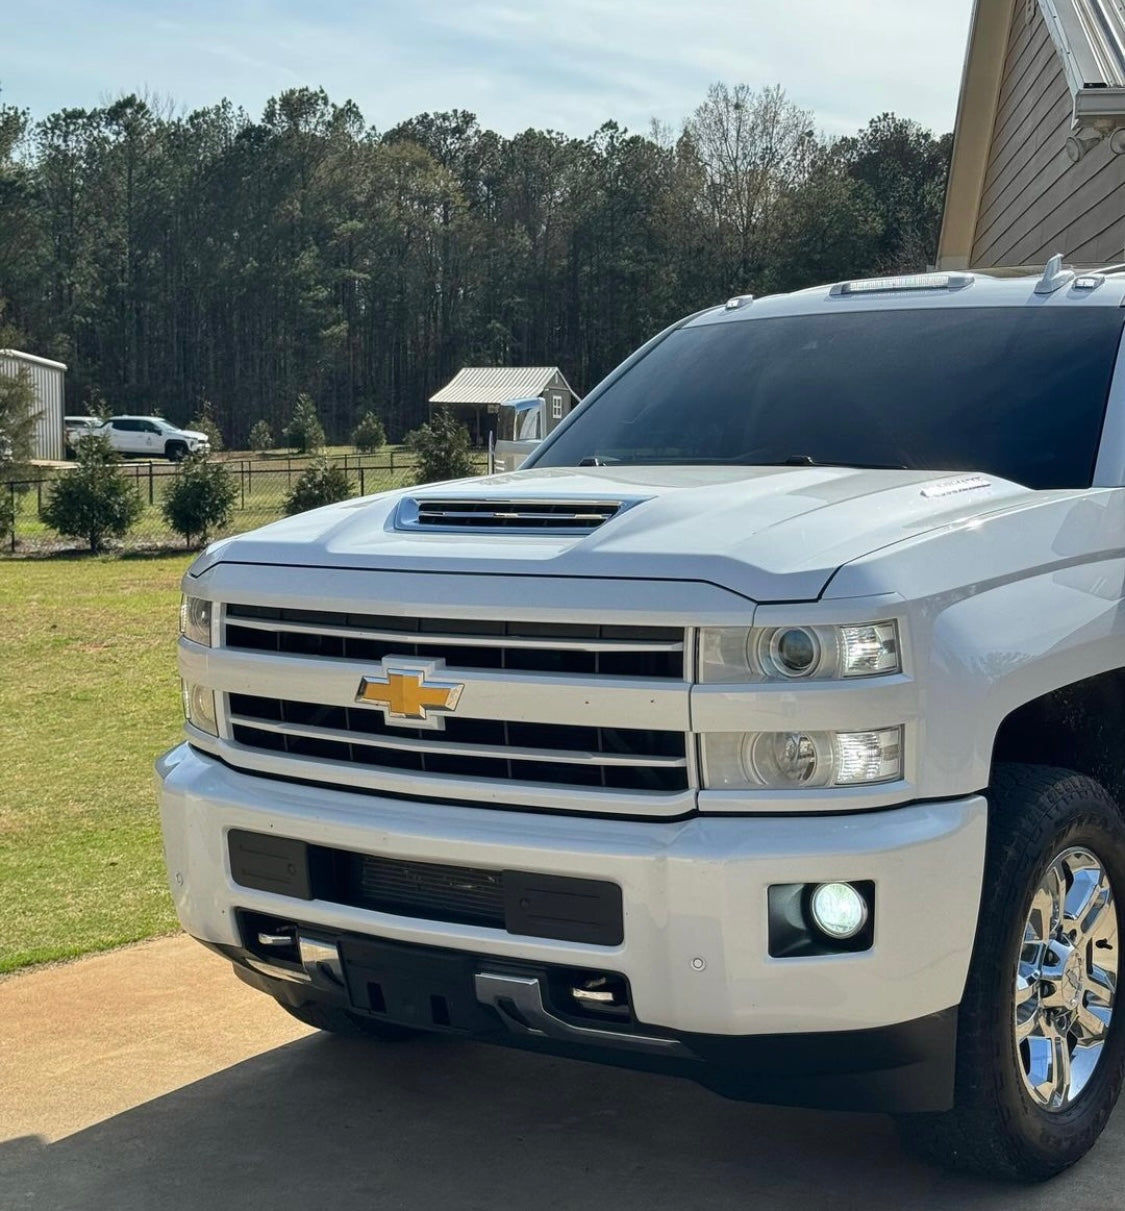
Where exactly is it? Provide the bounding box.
[5,450,490,555]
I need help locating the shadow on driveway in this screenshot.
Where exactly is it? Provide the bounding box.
[1,1031,1121,1210]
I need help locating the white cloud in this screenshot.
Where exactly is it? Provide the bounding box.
[3,0,974,138]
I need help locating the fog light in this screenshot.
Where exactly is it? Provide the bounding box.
[809,882,868,940]
[182,681,218,736]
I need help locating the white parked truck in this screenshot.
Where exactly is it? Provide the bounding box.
[96,415,210,460]
[160,261,1125,1181]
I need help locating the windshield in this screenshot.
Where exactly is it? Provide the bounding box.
[533,308,1124,490]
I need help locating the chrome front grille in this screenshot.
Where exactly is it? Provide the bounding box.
[228,693,688,792]
[225,605,684,679]
[217,604,692,803]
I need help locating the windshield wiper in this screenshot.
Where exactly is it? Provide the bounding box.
[768,454,910,471]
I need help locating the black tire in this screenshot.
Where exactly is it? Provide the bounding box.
[276,998,421,1042]
[166,440,188,461]
[898,764,1125,1180]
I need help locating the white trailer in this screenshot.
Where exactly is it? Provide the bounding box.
[0,349,67,462]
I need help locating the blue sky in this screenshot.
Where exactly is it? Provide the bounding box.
[4,0,976,138]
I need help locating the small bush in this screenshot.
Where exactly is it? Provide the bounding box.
[40,436,143,553]
[0,365,39,484]
[406,408,476,485]
[284,460,355,516]
[248,419,273,454]
[0,488,13,548]
[284,393,325,455]
[351,410,387,453]
[161,453,239,547]
[190,399,224,452]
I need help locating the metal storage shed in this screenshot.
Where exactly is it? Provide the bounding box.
[0,350,67,461]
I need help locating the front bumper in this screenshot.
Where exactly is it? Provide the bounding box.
[217,927,959,1112]
[158,741,986,1036]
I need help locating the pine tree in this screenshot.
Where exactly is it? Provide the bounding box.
[248,419,273,454]
[40,436,143,553]
[161,453,238,547]
[283,460,354,515]
[406,408,476,485]
[284,394,326,455]
[351,411,386,453]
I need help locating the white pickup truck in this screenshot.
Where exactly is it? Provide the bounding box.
[159,262,1125,1181]
[95,415,210,460]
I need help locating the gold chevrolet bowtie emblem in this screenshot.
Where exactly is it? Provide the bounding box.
[355,661,464,725]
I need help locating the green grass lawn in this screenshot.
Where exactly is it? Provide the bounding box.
[0,554,191,971]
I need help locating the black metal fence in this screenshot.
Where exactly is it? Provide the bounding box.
[5,451,489,554]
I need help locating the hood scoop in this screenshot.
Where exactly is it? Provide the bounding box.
[395,495,641,534]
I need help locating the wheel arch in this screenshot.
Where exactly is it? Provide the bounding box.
[991,669,1125,805]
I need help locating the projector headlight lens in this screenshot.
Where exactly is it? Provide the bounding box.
[702,727,903,790]
[809,882,869,940]
[762,627,821,678]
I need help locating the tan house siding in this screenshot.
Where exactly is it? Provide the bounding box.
[970,2,1125,267]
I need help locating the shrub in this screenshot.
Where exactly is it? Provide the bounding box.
[0,487,13,549]
[161,453,239,547]
[351,410,386,453]
[406,408,476,485]
[40,436,143,553]
[284,393,325,455]
[190,399,224,452]
[248,419,273,454]
[283,460,355,516]
[0,364,39,484]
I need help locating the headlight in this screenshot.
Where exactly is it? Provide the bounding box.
[702,727,903,790]
[181,681,218,736]
[699,622,900,682]
[180,595,213,646]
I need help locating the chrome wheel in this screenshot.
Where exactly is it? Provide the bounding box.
[1015,846,1118,1111]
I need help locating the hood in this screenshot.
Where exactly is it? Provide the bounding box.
[180,429,209,443]
[200,465,1042,602]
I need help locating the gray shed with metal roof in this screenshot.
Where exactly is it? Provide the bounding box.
[429,366,578,444]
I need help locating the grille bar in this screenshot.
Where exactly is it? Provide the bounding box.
[225,615,682,655]
[224,605,685,681]
[228,713,686,768]
[228,693,688,793]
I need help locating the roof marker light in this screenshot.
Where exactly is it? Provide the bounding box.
[1074,275,1105,290]
[830,273,973,296]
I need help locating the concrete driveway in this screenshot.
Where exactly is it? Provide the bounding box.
[2,937,1123,1210]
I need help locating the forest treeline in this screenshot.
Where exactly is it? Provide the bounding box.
[0,83,951,444]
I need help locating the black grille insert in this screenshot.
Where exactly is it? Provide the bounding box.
[230,834,625,944]
[228,693,688,792]
[223,606,684,680]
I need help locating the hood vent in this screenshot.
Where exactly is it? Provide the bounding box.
[395,496,636,534]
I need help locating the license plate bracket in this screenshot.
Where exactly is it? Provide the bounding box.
[339,935,503,1033]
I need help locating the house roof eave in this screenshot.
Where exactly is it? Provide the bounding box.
[938,0,1016,269]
